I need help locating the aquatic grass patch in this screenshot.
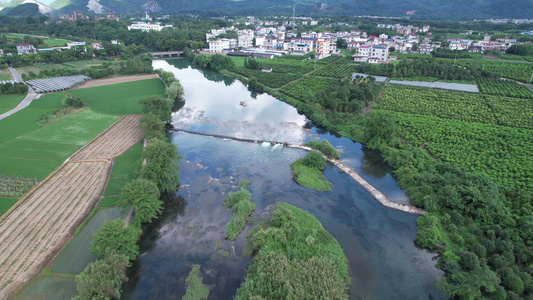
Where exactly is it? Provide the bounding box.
[69,79,166,115]
[183,264,209,300]
[290,151,332,192]
[236,202,350,299]
[223,180,255,240]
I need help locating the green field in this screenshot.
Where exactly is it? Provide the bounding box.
[69,79,166,115]
[0,198,17,216]
[103,140,143,203]
[12,275,76,300]
[0,68,12,81]
[0,95,24,115]
[16,59,111,77]
[0,97,119,179]
[51,208,122,274]
[2,33,71,48]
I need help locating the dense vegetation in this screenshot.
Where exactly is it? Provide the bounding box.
[21,54,154,81]
[237,202,350,299]
[477,78,533,99]
[376,86,495,124]
[304,139,340,159]
[290,150,332,192]
[223,180,256,240]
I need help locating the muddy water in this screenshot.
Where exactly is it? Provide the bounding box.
[120,59,443,299]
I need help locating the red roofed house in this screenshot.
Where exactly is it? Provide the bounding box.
[16,44,37,54]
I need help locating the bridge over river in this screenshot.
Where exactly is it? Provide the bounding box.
[150,51,183,58]
[169,128,426,215]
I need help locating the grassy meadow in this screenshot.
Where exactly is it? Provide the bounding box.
[0,106,118,180]
[0,95,25,115]
[101,140,143,207]
[69,79,166,115]
[2,33,71,48]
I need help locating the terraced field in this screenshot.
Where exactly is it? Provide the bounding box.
[0,115,143,299]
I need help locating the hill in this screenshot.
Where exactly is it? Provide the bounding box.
[2,0,531,19]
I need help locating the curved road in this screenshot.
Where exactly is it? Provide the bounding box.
[0,68,38,121]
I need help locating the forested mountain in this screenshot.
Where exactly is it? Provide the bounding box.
[2,0,532,19]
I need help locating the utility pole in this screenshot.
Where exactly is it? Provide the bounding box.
[529,73,533,85]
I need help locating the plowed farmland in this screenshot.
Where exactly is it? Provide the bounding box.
[0,115,143,299]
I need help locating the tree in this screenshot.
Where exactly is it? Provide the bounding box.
[336,38,347,49]
[302,151,326,171]
[389,46,396,53]
[140,112,165,140]
[138,138,181,193]
[139,96,172,123]
[166,81,184,100]
[363,111,398,150]
[90,220,140,261]
[118,178,162,225]
[411,43,419,52]
[74,252,129,300]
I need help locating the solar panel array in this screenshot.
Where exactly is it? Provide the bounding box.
[26,75,90,93]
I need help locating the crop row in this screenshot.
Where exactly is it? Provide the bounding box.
[386,111,533,192]
[232,69,300,88]
[477,78,533,99]
[262,59,315,74]
[309,64,357,78]
[458,60,533,83]
[280,76,337,101]
[376,86,496,124]
[0,176,38,198]
[485,95,533,129]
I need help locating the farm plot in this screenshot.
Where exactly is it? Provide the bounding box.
[70,115,143,160]
[281,76,337,101]
[477,78,533,99]
[0,161,110,298]
[376,85,495,124]
[0,115,144,298]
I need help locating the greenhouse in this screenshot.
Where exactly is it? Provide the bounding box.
[26,75,90,93]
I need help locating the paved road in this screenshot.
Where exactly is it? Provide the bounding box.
[8,67,23,83]
[0,68,38,121]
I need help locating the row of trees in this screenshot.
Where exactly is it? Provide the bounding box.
[22,54,153,81]
[74,90,182,299]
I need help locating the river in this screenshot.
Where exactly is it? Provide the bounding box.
[120,59,443,299]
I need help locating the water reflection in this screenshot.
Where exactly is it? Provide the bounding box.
[153,60,307,144]
[123,60,444,299]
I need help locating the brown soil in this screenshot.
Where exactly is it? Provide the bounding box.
[0,115,144,299]
[76,74,159,89]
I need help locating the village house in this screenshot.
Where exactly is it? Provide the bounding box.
[16,44,37,55]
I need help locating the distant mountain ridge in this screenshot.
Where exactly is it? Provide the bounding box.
[3,0,533,20]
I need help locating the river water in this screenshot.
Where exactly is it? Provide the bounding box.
[121,59,443,299]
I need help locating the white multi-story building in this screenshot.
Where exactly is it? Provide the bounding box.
[370,44,389,60]
[127,22,173,32]
[208,38,237,52]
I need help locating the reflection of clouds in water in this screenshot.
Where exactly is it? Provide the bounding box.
[155,60,307,144]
